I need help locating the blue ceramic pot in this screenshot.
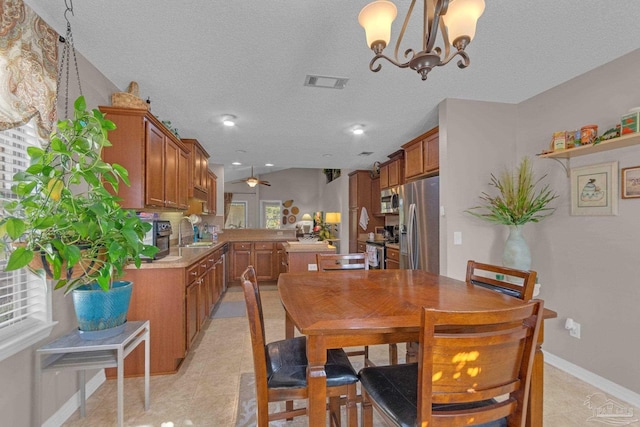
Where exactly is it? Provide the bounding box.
[72,281,133,340]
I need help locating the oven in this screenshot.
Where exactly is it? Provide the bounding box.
[365,241,385,270]
[142,220,171,260]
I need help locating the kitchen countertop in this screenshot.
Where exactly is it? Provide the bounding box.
[129,242,227,269]
[129,234,301,269]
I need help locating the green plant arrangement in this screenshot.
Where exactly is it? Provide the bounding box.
[0,96,158,294]
[465,157,558,225]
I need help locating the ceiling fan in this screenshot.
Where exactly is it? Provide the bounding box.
[233,166,271,187]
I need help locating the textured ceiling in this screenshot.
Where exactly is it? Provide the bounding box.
[25,0,640,182]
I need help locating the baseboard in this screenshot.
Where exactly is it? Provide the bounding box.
[42,369,106,427]
[544,351,640,408]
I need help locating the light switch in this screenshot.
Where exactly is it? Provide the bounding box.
[453,231,462,245]
[440,206,445,216]
[308,264,318,271]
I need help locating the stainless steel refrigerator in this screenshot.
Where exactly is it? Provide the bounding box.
[398,176,440,273]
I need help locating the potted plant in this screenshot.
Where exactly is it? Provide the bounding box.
[465,157,558,271]
[0,96,158,338]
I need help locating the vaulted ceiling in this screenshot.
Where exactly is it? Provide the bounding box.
[25,0,640,182]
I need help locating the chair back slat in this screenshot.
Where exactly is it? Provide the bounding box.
[418,300,544,426]
[466,260,536,301]
[316,253,369,272]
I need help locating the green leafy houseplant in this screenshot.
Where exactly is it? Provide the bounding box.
[0,96,158,293]
[466,157,558,225]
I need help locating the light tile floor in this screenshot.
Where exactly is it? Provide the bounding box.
[63,287,640,426]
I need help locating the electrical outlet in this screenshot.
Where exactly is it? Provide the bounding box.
[569,322,581,339]
[276,231,283,236]
[308,264,318,271]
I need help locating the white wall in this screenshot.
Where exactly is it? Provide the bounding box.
[441,49,640,395]
[439,99,518,279]
[517,49,640,394]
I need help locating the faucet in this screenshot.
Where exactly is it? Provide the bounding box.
[178,217,193,247]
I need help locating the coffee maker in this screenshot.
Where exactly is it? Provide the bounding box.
[383,226,398,243]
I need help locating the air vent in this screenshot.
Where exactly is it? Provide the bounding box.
[304,75,349,89]
[358,152,374,156]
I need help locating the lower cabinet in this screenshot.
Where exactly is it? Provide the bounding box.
[254,242,275,281]
[229,241,285,283]
[386,247,400,270]
[106,248,226,378]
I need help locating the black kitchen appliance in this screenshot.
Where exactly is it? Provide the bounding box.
[142,220,171,260]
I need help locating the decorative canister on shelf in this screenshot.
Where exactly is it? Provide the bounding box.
[580,124,598,145]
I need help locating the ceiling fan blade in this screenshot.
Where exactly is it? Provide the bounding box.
[260,181,271,186]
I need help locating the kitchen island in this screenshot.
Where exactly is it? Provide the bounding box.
[282,241,336,272]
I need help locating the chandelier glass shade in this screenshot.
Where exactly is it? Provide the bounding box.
[358,0,485,80]
[246,178,258,187]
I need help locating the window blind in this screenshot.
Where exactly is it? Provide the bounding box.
[0,120,55,361]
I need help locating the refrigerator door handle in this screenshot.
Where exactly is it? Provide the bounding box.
[408,203,417,269]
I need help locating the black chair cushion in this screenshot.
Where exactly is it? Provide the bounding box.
[359,363,507,427]
[266,336,358,389]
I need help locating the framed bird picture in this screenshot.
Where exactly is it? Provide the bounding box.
[570,161,618,216]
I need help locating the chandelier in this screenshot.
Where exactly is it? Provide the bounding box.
[358,0,485,80]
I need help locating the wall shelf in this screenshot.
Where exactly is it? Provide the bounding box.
[539,132,640,159]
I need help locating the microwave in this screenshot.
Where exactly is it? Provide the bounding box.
[380,187,399,214]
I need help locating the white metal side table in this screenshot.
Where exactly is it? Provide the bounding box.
[35,320,150,427]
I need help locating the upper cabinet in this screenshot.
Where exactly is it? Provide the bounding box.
[99,106,189,210]
[402,126,439,181]
[206,170,217,215]
[380,150,404,190]
[181,139,210,201]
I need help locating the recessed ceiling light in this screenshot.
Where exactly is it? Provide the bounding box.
[322,154,333,158]
[352,125,365,135]
[232,161,242,166]
[222,114,237,127]
[265,163,274,167]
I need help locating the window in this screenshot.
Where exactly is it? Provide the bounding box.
[260,201,282,229]
[224,201,247,229]
[0,120,56,361]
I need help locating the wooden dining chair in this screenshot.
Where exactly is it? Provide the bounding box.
[466,260,537,301]
[316,253,398,367]
[359,300,544,427]
[240,266,359,427]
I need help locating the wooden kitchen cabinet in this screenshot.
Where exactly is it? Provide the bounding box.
[181,139,210,201]
[99,106,189,210]
[107,247,227,378]
[205,169,217,215]
[348,170,384,252]
[402,126,439,181]
[178,148,189,210]
[230,242,252,282]
[254,242,276,281]
[371,176,382,217]
[379,150,404,190]
[229,241,284,283]
[386,247,400,270]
